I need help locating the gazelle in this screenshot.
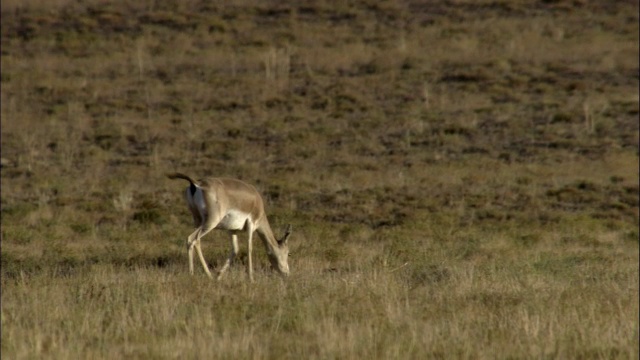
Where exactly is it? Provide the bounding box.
[167,173,291,282]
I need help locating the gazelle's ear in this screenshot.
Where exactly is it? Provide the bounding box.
[279,224,292,246]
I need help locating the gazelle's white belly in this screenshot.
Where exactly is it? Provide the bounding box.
[216,209,251,230]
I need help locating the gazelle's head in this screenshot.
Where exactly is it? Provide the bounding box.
[269,225,292,277]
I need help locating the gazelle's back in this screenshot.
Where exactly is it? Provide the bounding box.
[200,178,264,223]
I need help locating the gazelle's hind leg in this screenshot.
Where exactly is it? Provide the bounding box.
[187,228,201,275]
[217,234,239,280]
[188,209,225,279]
[187,228,213,278]
[194,238,213,279]
[187,224,219,279]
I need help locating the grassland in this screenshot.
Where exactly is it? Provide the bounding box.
[1,0,638,358]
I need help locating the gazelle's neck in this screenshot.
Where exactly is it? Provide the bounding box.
[255,218,290,275]
[256,218,280,254]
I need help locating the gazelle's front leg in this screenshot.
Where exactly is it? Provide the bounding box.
[247,229,254,282]
[217,234,239,280]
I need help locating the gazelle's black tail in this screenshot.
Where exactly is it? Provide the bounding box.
[166,172,199,195]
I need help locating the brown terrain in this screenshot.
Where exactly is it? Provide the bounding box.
[1,0,638,358]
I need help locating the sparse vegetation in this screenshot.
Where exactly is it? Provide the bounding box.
[1,0,638,358]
